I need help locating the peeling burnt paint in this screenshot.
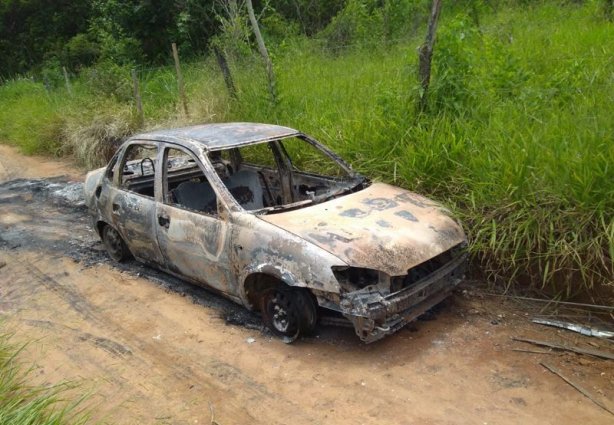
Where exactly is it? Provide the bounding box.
[262,183,466,276]
[84,123,469,343]
[340,208,369,218]
[394,210,418,222]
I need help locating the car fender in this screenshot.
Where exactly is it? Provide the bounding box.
[232,213,346,308]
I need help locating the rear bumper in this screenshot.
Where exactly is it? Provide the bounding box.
[340,253,467,343]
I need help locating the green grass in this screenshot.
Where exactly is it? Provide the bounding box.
[0,1,612,299]
[0,80,64,155]
[224,3,614,298]
[0,332,89,425]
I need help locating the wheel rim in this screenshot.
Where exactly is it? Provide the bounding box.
[264,290,300,338]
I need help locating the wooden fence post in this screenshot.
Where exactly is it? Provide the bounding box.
[62,66,73,96]
[213,45,237,100]
[172,42,189,117]
[245,0,277,104]
[131,69,144,127]
[418,0,442,112]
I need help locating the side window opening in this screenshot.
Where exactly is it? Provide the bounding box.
[164,147,218,216]
[210,143,283,211]
[119,143,157,197]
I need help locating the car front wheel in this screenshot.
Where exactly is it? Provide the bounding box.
[261,286,318,343]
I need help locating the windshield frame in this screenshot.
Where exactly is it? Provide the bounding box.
[208,133,370,214]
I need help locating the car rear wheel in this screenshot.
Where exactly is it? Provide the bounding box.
[102,225,130,262]
[261,286,318,343]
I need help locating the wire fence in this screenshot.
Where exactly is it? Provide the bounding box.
[25,36,614,129]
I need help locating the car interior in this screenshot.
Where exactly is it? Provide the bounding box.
[118,137,361,215]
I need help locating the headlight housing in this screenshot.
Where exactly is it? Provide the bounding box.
[332,266,380,291]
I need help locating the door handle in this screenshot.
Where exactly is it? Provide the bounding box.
[112,202,120,214]
[158,214,170,228]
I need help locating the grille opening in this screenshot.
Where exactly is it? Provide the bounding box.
[390,244,465,293]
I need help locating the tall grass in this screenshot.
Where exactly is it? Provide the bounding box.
[0,80,64,155]
[223,3,614,298]
[0,332,88,424]
[0,1,611,299]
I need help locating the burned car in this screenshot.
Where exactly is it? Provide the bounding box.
[84,123,467,343]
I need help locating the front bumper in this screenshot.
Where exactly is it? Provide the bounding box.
[340,252,467,343]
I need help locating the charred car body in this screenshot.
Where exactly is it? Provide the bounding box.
[84,123,467,343]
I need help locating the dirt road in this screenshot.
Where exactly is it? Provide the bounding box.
[0,144,612,424]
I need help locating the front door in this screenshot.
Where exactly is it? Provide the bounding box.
[154,145,234,294]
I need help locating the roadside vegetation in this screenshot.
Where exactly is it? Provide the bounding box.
[0,332,88,424]
[0,0,612,300]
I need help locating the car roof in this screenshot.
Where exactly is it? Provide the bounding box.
[130,122,300,150]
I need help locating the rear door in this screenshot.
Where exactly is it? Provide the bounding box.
[107,141,164,264]
[154,144,234,295]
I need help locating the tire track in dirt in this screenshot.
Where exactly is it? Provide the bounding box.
[22,319,133,357]
[3,249,319,424]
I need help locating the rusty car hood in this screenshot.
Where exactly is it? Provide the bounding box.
[260,183,466,276]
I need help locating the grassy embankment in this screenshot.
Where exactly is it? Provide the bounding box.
[0,332,88,424]
[0,2,612,299]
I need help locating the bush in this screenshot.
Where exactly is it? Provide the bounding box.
[61,98,138,169]
[80,62,133,102]
[320,0,384,51]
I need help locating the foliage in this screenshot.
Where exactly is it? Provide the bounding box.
[64,34,101,70]
[319,0,384,50]
[429,15,481,113]
[80,61,134,101]
[210,0,253,61]
[272,0,346,35]
[60,98,139,168]
[0,79,63,155]
[0,0,92,77]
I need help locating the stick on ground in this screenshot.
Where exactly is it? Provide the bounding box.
[540,362,614,416]
[512,348,555,355]
[513,337,614,361]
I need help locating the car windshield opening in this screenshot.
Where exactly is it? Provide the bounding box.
[211,136,368,213]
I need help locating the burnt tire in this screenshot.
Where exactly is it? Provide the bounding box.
[261,286,318,343]
[295,289,318,335]
[102,225,130,262]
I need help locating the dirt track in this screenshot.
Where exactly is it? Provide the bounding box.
[0,144,612,424]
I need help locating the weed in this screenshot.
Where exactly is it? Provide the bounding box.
[0,332,89,424]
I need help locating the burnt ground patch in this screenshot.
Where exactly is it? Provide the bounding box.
[0,177,261,331]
